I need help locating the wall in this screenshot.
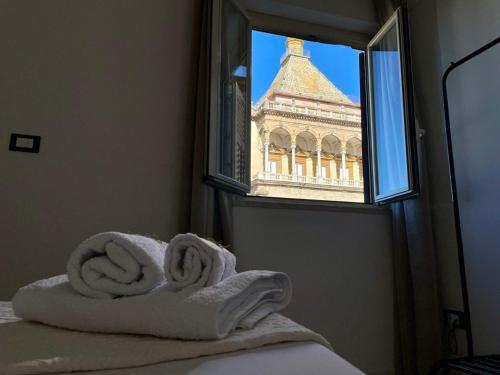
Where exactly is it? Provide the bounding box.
[0,0,199,299]
[238,0,378,34]
[435,0,500,356]
[406,0,467,356]
[408,0,500,357]
[233,203,394,374]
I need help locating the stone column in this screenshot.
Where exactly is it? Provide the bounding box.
[291,142,296,175]
[316,140,322,177]
[316,149,321,177]
[264,142,269,172]
[264,132,270,173]
[341,142,347,181]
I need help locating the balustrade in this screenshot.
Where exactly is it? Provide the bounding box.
[251,171,363,188]
[255,100,361,123]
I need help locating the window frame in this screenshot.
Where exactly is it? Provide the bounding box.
[206,0,253,194]
[365,6,419,204]
[206,2,419,207]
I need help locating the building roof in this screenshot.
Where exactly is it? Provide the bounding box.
[261,38,353,105]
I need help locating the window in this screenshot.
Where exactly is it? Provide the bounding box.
[366,8,418,203]
[207,1,418,205]
[206,0,250,193]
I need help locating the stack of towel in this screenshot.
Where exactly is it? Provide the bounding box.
[12,232,292,340]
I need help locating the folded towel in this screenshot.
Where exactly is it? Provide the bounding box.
[1,303,332,375]
[67,232,167,299]
[12,271,292,340]
[165,233,236,290]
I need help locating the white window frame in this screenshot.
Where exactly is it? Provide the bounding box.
[366,7,419,204]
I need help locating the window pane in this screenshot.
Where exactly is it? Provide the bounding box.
[369,18,410,199]
[219,0,249,185]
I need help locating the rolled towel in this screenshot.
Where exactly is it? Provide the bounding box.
[165,233,236,290]
[67,232,167,299]
[13,271,292,340]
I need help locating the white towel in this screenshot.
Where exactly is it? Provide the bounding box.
[165,233,236,290]
[12,271,292,340]
[1,303,333,375]
[67,232,167,299]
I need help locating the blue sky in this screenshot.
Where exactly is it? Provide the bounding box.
[251,30,363,104]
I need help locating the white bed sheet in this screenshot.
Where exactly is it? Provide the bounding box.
[1,302,364,375]
[82,342,364,375]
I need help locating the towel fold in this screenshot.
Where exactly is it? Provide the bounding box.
[1,305,332,375]
[12,271,292,340]
[67,232,167,299]
[165,233,236,290]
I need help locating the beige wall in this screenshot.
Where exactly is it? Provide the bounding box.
[233,204,394,374]
[408,0,500,356]
[0,0,199,299]
[434,0,500,356]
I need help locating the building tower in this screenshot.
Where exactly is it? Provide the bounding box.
[251,38,364,202]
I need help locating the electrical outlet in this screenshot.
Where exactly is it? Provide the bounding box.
[443,309,465,329]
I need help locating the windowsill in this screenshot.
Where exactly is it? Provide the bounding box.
[233,195,391,215]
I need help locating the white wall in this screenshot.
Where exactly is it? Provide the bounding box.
[435,0,500,356]
[233,204,394,374]
[0,0,199,299]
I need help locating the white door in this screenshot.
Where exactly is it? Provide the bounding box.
[321,166,327,178]
[340,168,350,179]
[296,164,303,176]
[269,161,277,174]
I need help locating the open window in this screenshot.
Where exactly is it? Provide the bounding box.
[366,7,419,203]
[206,0,251,193]
[207,1,419,205]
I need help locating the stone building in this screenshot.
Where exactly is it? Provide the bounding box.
[251,38,364,202]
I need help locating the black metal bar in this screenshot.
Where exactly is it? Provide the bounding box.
[359,52,372,204]
[442,36,500,358]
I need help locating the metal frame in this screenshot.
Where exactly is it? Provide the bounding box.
[441,36,500,359]
[366,6,419,204]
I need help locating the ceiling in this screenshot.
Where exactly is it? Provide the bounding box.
[236,0,379,35]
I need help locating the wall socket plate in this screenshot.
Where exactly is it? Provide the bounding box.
[9,133,41,153]
[443,309,465,329]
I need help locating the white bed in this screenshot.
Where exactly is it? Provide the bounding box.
[0,302,364,375]
[85,342,362,375]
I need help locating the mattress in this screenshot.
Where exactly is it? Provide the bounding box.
[0,302,364,375]
[87,342,364,375]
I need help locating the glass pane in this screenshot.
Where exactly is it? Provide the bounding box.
[219,0,249,184]
[369,21,409,199]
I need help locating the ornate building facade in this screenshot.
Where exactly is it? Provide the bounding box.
[251,38,364,202]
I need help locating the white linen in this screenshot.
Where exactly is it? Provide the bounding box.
[165,233,236,290]
[86,343,365,375]
[12,270,292,340]
[67,232,167,299]
[0,302,338,375]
